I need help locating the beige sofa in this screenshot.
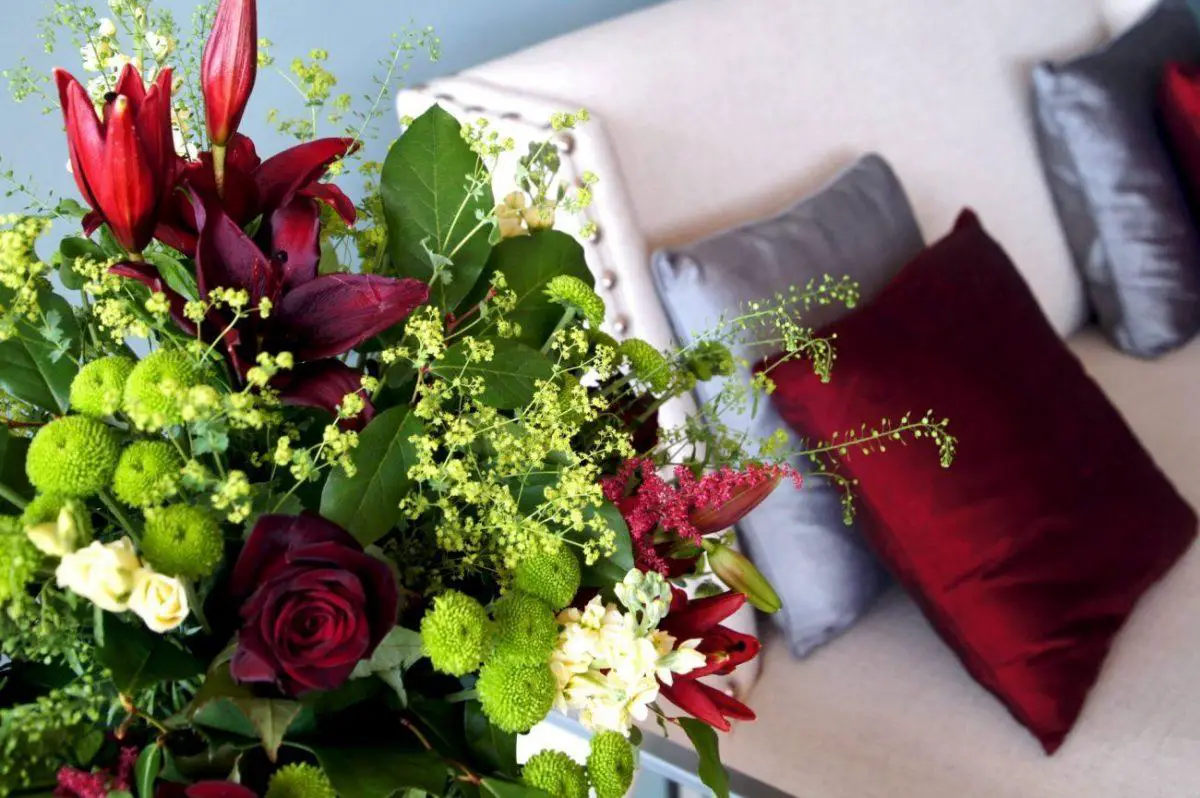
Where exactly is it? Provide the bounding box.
[398,0,1200,794]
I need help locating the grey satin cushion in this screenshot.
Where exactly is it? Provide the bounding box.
[651,154,924,657]
[1033,0,1200,358]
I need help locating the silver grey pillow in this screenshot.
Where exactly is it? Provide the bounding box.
[1033,0,1200,358]
[651,154,924,657]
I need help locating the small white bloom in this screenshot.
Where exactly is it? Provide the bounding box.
[81,43,103,73]
[127,569,190,633]
[26,506,87,558]
[145,31,172,60]
[104,53,133,74]
[56,537,141,613]
[98,18,118,38]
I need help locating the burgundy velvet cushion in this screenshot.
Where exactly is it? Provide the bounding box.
[763,210,1197,754]
[1162,61,1200,207]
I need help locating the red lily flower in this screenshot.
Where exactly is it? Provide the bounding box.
[658,589,761,732]
[115,194,428,425]
[688,473,784,536]
[202,0,257,147]
[55,64,176,254]
[157,134,359,257]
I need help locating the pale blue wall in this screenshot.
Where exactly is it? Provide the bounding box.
[0,0,664,217]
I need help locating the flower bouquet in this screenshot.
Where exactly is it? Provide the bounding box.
[0,2,956,797]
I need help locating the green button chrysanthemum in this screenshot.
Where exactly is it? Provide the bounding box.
[545,274,606,327]
[70,355,135,418]
[123,349,207,431]
[0,516,41,610]
[26,416,121,499]
[420,589,492,677]
[265,764,336,798]
[141,504,223,580]
[491,590,558,665]
[111,441,184,508]
[618,339,672,394]
[477,658,556,734]
[523,750,589,798]
[512,539,580,612]
[588,731,636,798]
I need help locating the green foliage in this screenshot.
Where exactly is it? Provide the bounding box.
[310,747,449,798]
[476,659,555,734]
[0,680,110,795]
[587,732,635,798]
[678,718,731,798]
[0,289,82,413]
[382,105,493,310]
[420,590,491,677]
[431,340,555,410]
[0,431,33,513]
[320,406,423,546]
[26,416,121,498]
[141,504,223,579]
[489,591,556,666]
[97,614,205,695]
[0,515,40,610]
[464,701,518,779]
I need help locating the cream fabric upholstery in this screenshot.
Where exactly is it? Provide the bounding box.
[398,0,1200,791]
[722,331,1200,797]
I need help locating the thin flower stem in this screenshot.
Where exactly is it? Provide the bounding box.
[99,490,139,539]
[0,482,29,511]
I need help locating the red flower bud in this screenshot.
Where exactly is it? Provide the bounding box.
[55,65,176,254]
[688,473,783,536]
[202,0,258,146]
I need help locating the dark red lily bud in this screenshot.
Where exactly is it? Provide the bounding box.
[688,473,783,536]
[55,64,176,254]
[202,0,258,146]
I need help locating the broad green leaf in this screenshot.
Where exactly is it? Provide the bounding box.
[134,744,162,798]
[321,407,424,546]
[59,237,105,291]
[318,239,341,275]
[679,718,731,798]
[467,232,594,348]
[97,616,205,695]
[464,701,518,779]
[431,340,554,410]
[193,698,258,739]
[0,433,32,513]
[382,104,493,311]
[481,779,550,798]
[231,697,305,762]
[351,626,424,679]
[144,251,199,301]
[0,289,81,413]
[311,746,449,798]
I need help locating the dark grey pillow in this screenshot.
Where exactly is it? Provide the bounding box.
[651,154,924,658]
[1033,0,1200,358]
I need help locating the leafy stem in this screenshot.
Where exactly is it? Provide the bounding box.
[0,481,29,511]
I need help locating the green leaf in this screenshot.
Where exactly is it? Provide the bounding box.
[382,104,493,311]
[481,779,550,798]
[311,746,449,798]
[193,698,258,739]
[318,238,341,275]
[231,697,305,762]
[0,433,33,513]
[351,626,425,679]
[321,407,424,546]
[679,718,731,798]
[464,701,518,778]
[134,744,162,798]
[573,502,635,588]
[431,340,554,410]
[97,615,205,695]
[0,289,81,412]
[144,251,199,301]
[468,232,594,348]
[59,236,105,291]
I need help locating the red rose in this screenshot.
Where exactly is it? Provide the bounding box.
[228,514,398,695]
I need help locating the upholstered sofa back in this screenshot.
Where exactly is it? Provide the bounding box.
[400,0,1160,351]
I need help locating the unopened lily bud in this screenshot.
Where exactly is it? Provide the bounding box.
[689,474,783,536]
[202,0,258,146]
[704,540,783,614]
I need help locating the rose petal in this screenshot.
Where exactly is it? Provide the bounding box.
[267,274,429,361]
[231,514,361,599]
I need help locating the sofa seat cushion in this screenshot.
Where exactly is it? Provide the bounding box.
[721,329,1200,797]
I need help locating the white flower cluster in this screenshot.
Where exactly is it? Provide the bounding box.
[550,570,706,735]
[28,511,189,633]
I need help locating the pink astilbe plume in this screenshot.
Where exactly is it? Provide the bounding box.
[55,746,138,798]
[602,458,801,574]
